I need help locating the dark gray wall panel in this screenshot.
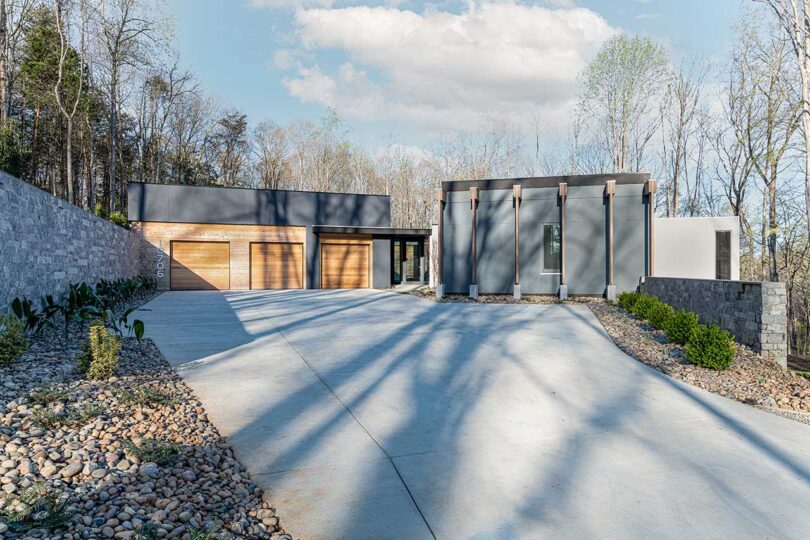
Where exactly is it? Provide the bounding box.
[440,175,649,296]
[373,238,391,289]
[444,200,472,293]
[128,182,391,228]
[477,198,514,294]
[566,195,608,295]
[615,221,645,293]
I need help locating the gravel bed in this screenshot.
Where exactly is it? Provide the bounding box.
[589,302,810,421]
[0,293,291,539]
[403,286,600,304]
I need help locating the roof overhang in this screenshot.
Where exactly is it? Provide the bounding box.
[442,173,650,192]
[313,225,431,237]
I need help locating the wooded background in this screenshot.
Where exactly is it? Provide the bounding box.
[1,0,809,356]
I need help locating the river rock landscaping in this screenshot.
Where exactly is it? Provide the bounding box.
[0,293,290,539]
[589,302,810,422]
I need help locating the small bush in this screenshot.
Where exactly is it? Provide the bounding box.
[77,321,121,380]
[29,385,70,406]
[0,314,29,366]
[685,324,736,370]
[31,403,103,429]
[617,291,640,312]
[631,295,659,320]
[109,211,129,228]
[119,386,175,406]
[123,438,180,466]
[648,302,675,331]
[0,483,71,533]
[667,309,700,345]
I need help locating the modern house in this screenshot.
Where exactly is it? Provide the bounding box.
[127,182,430,291]
[128,175,738,297]
[436,173,654,299]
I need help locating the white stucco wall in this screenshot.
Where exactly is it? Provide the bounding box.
[654,216,740,280]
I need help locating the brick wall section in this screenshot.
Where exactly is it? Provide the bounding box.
[0,172,141,308]
[638,277,787,367]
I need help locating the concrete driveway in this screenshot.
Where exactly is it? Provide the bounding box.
[137,290,810,539]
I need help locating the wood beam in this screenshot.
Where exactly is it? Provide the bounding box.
[605,180,615,286]
[513,184,521,286]
[437,189,445,285]
[470,187,479,286]
[559,183,567,286]
[645,179,657,276]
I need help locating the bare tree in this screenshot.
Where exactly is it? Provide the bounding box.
[53,0,88,204]
[579,34,670,173]
[252,120,289,190]
[757,0,810,243]
[737,20,801,281]
[659,59,706,216]
[96,0,162,211]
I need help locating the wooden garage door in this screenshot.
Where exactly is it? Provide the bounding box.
[170,241,230,290]
[321,244,369,288]
[250,242,304,289]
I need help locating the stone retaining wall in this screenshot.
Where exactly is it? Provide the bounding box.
[639,276,787,367]
[0,172,141,308]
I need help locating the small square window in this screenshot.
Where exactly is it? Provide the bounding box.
[543,224,561,273]
[716,231,731,280]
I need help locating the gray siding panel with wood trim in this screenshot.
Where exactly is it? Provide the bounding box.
[440,174,649,296]
[128,182,391,289]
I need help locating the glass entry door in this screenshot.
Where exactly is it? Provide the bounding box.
[404,241,420,281]
[392,238,425,284]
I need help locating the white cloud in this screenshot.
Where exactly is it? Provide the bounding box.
[280,1,619,132]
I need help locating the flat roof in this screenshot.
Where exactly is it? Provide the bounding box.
[313,225,431,237]
[128,181,390,199]
[442,173,650,191]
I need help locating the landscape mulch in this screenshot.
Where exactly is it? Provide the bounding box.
[589,302,810,421]
[0,292,291,539]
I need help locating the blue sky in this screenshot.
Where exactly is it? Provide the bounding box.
[167,0,745,148]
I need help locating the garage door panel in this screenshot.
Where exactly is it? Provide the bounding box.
[251,243,304,289]
[171,242,230,290]
[322,244,369,288]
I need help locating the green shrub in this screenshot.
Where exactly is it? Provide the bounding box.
[648,302,675,331]
[0,314,29,366]
[631,295,659,320]
[77,321,121,380]
[0,483,71,533]
[617,291,640,312]
[685,324,736,370]
[123,438,180,466]
[118,386,175,406]
[109,211,129,228]
[666,309,700,345]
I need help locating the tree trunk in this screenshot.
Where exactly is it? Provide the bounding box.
[767,176,778,282]
[82,121,93,210]
[66,119,75,204]
[0,0,7,123]
[761,189,768,280]
[803,101,810,245]
[29,105,40,184]
[109,78,117,213]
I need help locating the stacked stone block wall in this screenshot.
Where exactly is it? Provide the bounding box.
[638,276,787,367]
[0,172,141,308]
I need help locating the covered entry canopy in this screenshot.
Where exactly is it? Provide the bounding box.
[312,226,432,289]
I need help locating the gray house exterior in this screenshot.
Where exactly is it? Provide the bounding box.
[128,183,430,291]
[437,173,654,298]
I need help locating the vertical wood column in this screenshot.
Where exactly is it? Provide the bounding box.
[513,185,521,286]
[645,179,657,276]
[605,180,616,293]
[470,187,479,296]
[559,183,567,286]
[436,189,445,298]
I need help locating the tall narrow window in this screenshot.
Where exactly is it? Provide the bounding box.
[716,231,731,280]
[543,224,562,273]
